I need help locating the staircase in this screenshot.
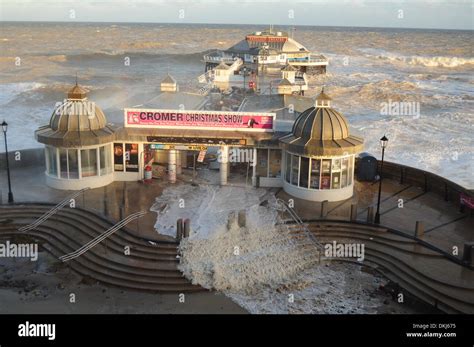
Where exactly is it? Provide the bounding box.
[287,220,474,314]
[0,204,203,292]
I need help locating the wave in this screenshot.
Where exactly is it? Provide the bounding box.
[323,79,421,103]
[361,48,474,68]
[2,83,130,109]
[0,82,45,106]
[405,56,474,68]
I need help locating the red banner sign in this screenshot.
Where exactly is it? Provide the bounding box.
[124,109,274,132]
[246,35,287,43]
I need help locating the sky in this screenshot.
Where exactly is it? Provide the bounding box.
[0,0,472,30]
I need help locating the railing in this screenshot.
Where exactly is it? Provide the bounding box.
[203,52,237,64]
[361,159,474,208]
[237,97,248,112]
[288,55,328,64]
[197,69,214,84]
[197,82,213,95]
[276,198,324,251]
[59,210,147,262]
[19,187,90,232]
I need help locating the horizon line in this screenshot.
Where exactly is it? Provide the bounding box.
[0,20,472,32]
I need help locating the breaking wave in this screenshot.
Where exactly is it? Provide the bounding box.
[370,52,474,68]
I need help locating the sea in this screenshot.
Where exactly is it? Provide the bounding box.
[0,22,472,188]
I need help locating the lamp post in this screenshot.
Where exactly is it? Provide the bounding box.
[242,66,247,93]
[374,135,388,224]
[1,121,14,203]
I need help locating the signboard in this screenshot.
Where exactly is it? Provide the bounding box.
[197,150,206,163]
[125,108,275,132]
[150,144,207,151]
[246,35,287,43]
[147,137,246,146]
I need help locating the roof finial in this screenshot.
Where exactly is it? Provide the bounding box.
[75,72,78,86]
[315,86,332,107]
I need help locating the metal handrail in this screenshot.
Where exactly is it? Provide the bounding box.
[276,198,324,251]
[19,187,90,232]
[59,211,147,262]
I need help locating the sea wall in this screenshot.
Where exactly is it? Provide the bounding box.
[358,158,474,208]
[0,148,44,170]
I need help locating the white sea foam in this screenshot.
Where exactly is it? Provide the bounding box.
[152,173,388,313]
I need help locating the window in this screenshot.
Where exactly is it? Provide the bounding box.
[299,157,309,188]
[341,157,349,188]
[59,149,68,179]
[46,147,57,177]
[100,145,112,176]
[332,158,341,189]
[291,155,299,186]
[348,156,353,185]
[81,148,97,177]
[56,149,79,179]
[310,159,320,189]
[68,149,79,179]
[321,159,331,189]
[285,153,291,183]
[268,149,281,178]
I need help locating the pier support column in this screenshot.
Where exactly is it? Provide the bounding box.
[220,145,229,186]
[251,148,257,187]
[168,150,177,183]
[184,219,191,238]
[176,151,182,175]
[176,219,183,241]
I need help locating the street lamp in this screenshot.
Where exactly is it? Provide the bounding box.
[1,120,14,203]
[374,135,388,224]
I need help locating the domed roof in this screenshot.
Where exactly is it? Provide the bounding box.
[35,83,116,147]
[280,91,363,156]
[50,84,108,132]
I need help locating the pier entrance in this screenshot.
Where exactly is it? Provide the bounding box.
[114,108,277,186]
